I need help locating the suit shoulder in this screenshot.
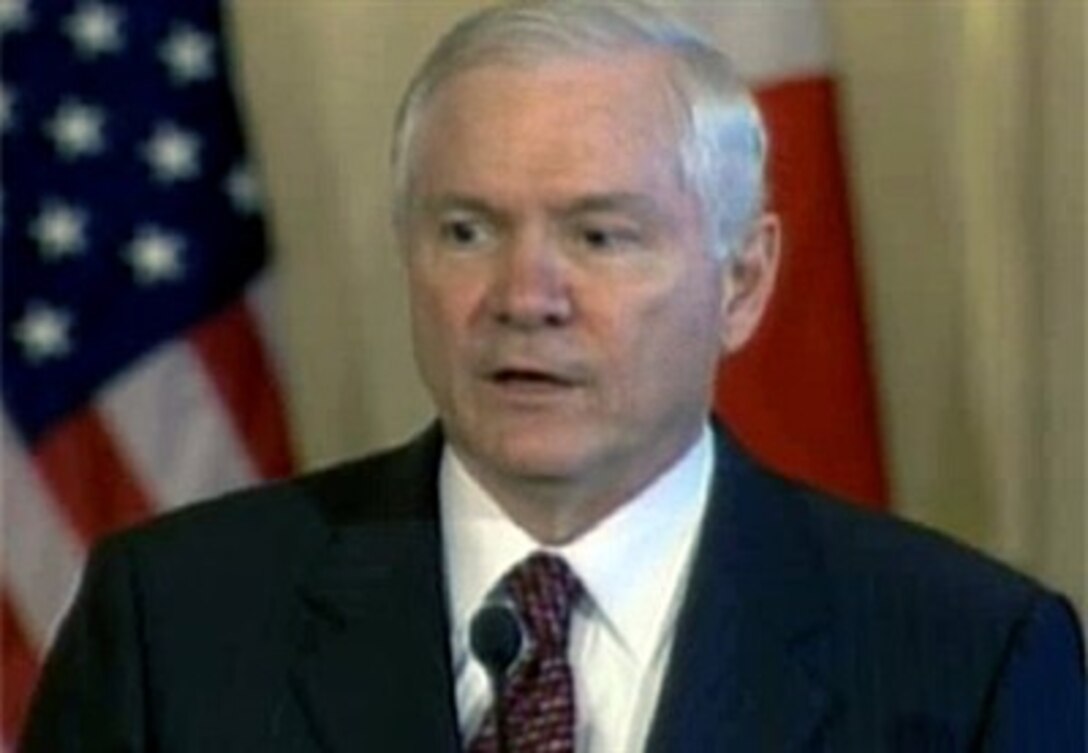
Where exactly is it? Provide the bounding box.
[793,483,1050,626]
[757,476,1086,735]
[721,431,1046,614]
[96,427,440,575]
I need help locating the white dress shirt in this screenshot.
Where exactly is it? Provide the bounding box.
[441,425,714,753]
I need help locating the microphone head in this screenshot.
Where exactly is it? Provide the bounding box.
[469,602,523,680]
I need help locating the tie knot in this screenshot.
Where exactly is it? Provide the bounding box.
[502,552,582,648]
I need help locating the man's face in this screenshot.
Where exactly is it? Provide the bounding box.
[403,54,731,519]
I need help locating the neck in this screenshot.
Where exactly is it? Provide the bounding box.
[485,479,629,545]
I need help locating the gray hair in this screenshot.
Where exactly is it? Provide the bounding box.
[391,0,768,258]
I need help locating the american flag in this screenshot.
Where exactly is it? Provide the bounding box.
[1,0,295,744]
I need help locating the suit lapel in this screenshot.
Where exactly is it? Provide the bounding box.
[646,429,835,752]
[288,427,461,753]
[279,424,834,751]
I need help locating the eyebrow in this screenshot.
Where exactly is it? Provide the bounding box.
[415,191,661,219]
[414,194,496,217]
[563,192,661,218]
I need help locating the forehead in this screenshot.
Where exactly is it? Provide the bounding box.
[410,52,686,203]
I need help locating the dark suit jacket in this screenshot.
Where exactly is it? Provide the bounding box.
[21,425,1086,752]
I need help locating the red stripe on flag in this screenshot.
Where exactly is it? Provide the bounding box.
[2,591,42,746]
[716,75,888,507]
[188,302,295,479]
[33,408,155,543]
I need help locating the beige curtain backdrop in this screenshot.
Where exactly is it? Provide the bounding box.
[229,1,1086,617]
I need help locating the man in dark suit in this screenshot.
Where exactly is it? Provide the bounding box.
[22,2,1085,751]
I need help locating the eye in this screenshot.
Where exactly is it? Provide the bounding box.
[438,215,493,250]
[577,224,641,252]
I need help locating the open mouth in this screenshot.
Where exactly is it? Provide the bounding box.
[489,368,575,388]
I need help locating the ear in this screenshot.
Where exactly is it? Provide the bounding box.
[719,213,781,354]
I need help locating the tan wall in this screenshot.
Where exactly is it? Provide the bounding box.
[230,1,1085,615]
[828,0,1085,612]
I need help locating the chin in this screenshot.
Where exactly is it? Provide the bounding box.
[470,430,602,484]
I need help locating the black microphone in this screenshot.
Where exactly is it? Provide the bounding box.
[469,602,523,753]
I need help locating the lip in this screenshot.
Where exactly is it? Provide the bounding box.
[492,366,575,385]
[480,364,584,400]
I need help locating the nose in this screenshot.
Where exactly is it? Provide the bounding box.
[488,230,573,329]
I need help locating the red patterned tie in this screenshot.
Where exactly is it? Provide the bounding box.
[468,552,584,753]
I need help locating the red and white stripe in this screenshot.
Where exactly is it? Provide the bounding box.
[1,277,294,746]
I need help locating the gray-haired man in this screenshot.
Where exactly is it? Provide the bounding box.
[23,3,1084,751]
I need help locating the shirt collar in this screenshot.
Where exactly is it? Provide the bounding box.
[442,425,714,666]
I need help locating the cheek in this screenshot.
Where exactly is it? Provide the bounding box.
[620,276,722,383]
[409,269,482,362]
[408,271,446,355]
